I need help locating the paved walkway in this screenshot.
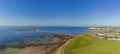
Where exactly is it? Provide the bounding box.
[56,35,82,54]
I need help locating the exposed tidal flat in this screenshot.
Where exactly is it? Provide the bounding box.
[2,26,120,54]
[0,26,88,54]
[0,34,73,54]
[2,27,120,54]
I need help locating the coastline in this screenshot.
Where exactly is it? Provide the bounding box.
[0,34,74,54]
[0,26,89,54]
[56,34,81,54]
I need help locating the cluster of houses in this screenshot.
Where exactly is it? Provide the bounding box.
[89,27,120,41]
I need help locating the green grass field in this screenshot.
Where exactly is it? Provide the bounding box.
[63,35,120,54]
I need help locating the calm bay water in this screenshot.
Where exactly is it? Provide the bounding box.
[0,26,89,46]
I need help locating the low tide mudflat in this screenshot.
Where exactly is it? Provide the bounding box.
[0,26,88,54]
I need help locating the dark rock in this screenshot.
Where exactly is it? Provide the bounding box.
[0,46,7,50]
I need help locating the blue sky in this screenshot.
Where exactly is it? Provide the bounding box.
[0,0,120,26]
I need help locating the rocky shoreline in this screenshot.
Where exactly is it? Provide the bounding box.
[0,34,74,54]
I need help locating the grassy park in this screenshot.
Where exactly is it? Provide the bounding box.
[63,35,120,54]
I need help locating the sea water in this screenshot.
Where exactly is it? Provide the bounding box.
[0,26,89,46]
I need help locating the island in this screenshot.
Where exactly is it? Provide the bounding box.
[14,29,39,32]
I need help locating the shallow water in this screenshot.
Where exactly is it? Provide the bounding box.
[0,26,89,46]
